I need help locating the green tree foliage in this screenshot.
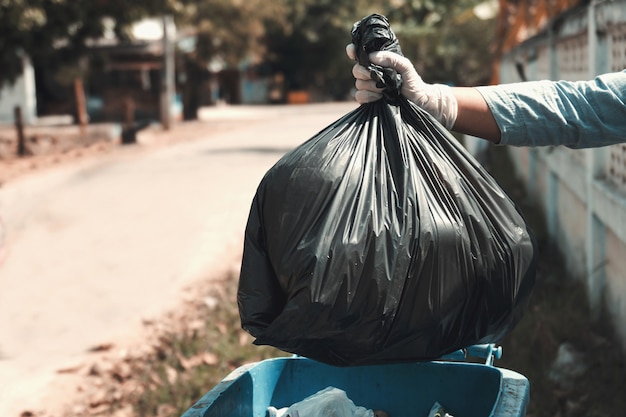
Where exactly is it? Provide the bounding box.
[0,0,497,99]
[0,0,182,88]
[388,0,498,86]
[261,0,365,100]
[177,0,284,68]
[260,0,497,100]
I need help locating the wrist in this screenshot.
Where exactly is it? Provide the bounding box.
[414,83,458,130]
[436,84,458,130]
[450,87,501,143]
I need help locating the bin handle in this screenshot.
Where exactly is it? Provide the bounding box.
[467,344,502,366]
[441,344,502,366]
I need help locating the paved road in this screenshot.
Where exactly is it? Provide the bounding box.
[0,102,358,416]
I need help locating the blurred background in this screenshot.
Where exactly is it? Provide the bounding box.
[0,0,503,128]
[1,0,626,416]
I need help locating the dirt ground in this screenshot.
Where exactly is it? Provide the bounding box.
[2,122,625,417]
[0,119,249,417]
[0,121,222,185]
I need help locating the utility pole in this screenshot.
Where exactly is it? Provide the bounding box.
[14,106,26,156]
[160,15,175,130]
[74,78,88,137]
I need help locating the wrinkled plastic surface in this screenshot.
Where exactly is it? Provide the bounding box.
[351,14,403,102]
[237,14,537,366]
[272,387,374,417]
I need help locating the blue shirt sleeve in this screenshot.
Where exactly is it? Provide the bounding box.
[475,70,626,148]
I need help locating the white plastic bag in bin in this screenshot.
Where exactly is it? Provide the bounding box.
[266,387,375,417]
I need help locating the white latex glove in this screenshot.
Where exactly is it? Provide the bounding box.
[346,44,458,130]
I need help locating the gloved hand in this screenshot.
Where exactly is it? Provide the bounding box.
[346,43,458,130]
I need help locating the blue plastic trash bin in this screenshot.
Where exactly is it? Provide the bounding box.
[181,344,528,417]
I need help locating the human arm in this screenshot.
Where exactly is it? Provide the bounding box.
[349,45,626,148]
[451,87,502,143]
[476,72,626,148]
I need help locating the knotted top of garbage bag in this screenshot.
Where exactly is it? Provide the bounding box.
[351,13,403,104]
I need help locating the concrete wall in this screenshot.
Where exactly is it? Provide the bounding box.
[0,55,37,125]
[491,0,626,352]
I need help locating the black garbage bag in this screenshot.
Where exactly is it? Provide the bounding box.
[238,14,537,366]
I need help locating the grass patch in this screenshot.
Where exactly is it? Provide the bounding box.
[71,267,289,417]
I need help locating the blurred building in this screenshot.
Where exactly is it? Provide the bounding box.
[480,0,626,352]
[0,18,277,128]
